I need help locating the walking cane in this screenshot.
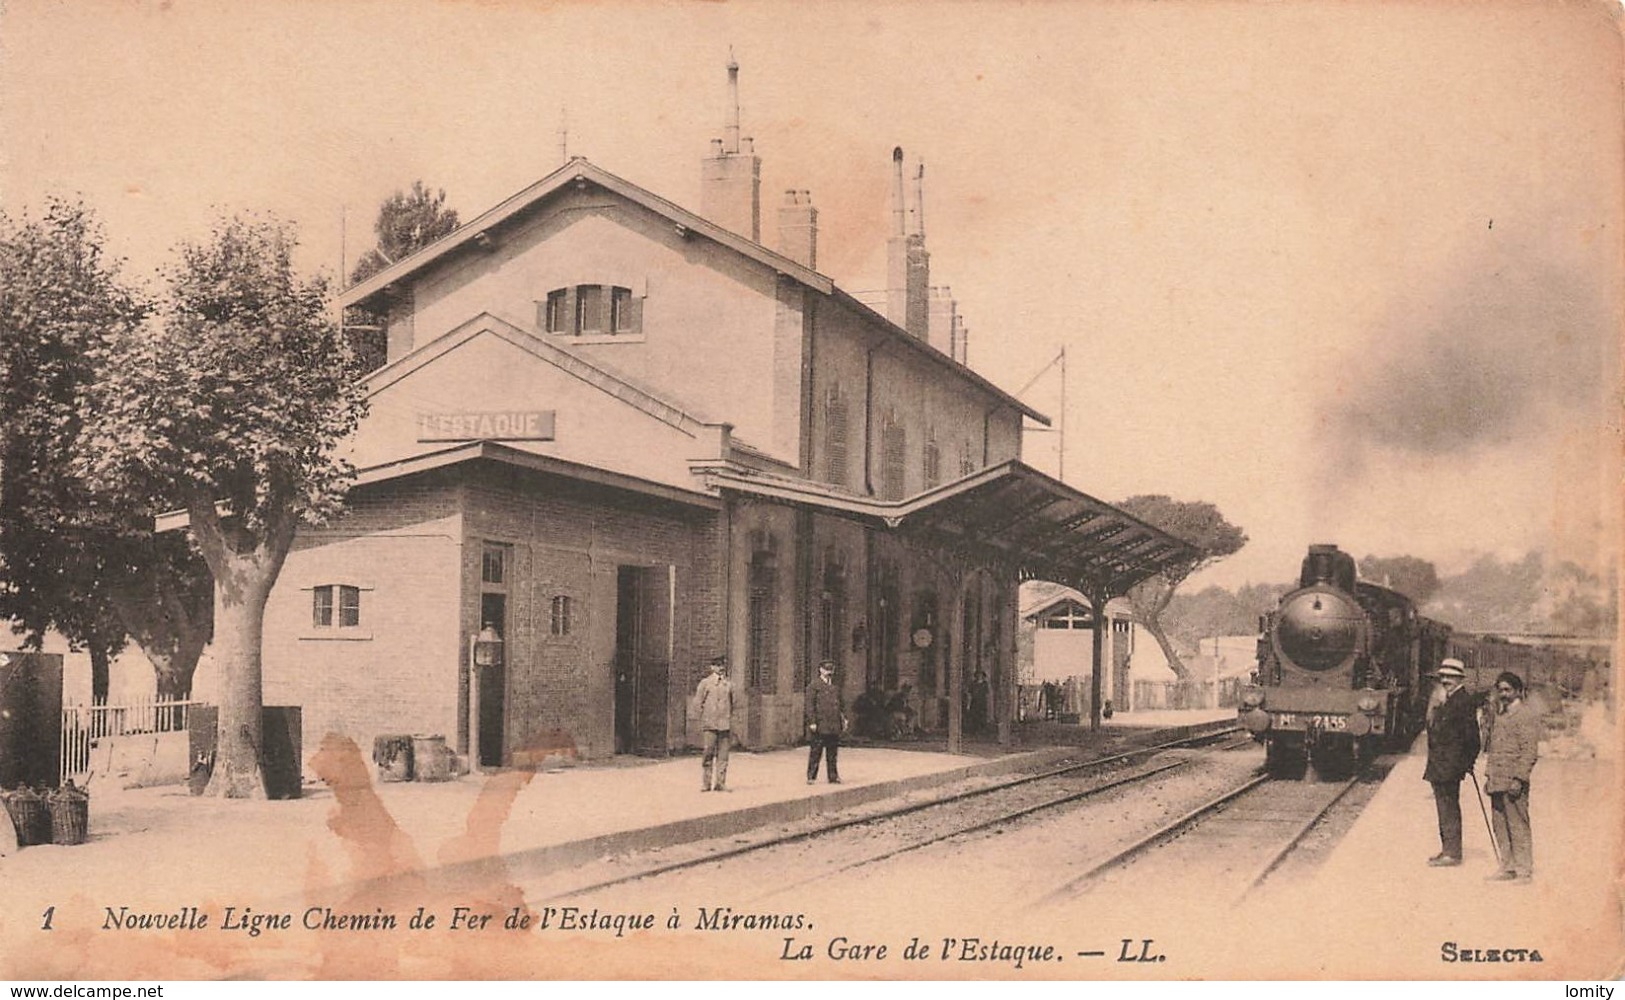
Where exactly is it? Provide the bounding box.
[1469,770,1500,866]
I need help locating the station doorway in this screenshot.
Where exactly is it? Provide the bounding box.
[613,564,672,754]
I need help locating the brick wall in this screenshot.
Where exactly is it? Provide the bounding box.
[460,463,718,761]
[264,475,464,771]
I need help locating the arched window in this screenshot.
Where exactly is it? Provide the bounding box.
[540,285,641,336]
[550,595,574,637]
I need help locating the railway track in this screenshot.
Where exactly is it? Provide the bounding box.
[535,723,1248,902]
[1040,765,1371,907]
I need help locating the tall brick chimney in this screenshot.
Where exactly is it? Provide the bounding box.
[700,54,762,242]
[885,148,930,339]
[777,190,817,269]
[885,147,909,329]
[905,161,930,340]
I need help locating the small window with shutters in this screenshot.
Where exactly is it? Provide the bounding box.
[537,284,642,338]
[880,414,906,501]
[959,439,977,477]
[922,430,941,490]
[544,289,568,333]
[824,386,849,488]
[576,284,606,333]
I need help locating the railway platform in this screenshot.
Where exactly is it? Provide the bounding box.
[1237,705,1621,979]
[1,711,1234,911]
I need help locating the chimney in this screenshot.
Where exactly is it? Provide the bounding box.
[886,147,909,328]
[928,286,958,358]
[700,53,762,241]
[777,189,818,269]
[904,160,930,339]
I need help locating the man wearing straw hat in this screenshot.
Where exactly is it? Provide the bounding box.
[1422,658,1480,867]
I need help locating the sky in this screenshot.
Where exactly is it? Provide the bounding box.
[2,0,1619,589]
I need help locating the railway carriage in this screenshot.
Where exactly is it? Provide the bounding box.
[1239,544,1445,776]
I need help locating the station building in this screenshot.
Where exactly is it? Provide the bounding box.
[258,66,1198,768]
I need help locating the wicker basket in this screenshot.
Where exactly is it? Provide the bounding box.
[4,789,51,847]
[47,785,89,846]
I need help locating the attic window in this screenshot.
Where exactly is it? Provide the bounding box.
[541,285,641,337]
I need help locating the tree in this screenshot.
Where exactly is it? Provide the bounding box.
[345,181,460,372]
[1357,554,1441,604]
[1115,496,1247,681]
[1544,561,1615,637]
[81,215,368,797]
[0,201,144,701]
[349,181,459,286]
[1,202,217,707]
[1431,552,1545,634]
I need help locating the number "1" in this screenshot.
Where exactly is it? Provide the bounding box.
[41,906,54,931]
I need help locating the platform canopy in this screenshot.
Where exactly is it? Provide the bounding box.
[700,460,1201,597]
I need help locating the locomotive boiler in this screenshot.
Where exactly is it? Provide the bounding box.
[1239,544,1449,775]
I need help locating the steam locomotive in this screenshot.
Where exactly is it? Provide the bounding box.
[1239,544,1448,775]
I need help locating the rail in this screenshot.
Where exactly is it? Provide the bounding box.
[539,721,1246,902]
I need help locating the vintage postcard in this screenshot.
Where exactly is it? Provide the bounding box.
[0,0,1619,983]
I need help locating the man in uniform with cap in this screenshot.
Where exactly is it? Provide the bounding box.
[1423,657,1481,866]
[805,660,846,785]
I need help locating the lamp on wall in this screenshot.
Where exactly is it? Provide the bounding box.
[473,626,505,668]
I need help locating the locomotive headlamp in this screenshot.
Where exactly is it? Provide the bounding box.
[1356,694,1380,713]
[1242,688,1265,708]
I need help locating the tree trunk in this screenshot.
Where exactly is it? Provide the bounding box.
[89,644,110,706]
[1145,618,1192,682]
[190,501,296,801]
[203,558,274,798]
[112,571,211,713]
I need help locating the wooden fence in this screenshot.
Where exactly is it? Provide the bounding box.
[60,698,201,785]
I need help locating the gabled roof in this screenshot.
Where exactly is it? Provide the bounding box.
[341,158,1047,425]
[363,311,721,437]
[342,158,831,309]
[1018,581,1130,621]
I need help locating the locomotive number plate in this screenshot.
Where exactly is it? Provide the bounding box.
[1271,713,1347,731]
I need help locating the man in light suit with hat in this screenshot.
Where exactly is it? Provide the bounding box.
[1423,657,1481,866]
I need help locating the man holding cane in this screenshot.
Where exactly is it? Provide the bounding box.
[1423,658,1480,867]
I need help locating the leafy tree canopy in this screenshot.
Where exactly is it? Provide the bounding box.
[0,200,146,660]
[83,215,367,538]
[349,181,460,285]
[80,214,368,795]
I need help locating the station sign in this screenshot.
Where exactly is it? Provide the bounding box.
[417,410,556,442]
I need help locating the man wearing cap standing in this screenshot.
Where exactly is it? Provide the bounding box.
[1423,658,1481,867]
[806,660,846,785]
[694,655,737,792]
